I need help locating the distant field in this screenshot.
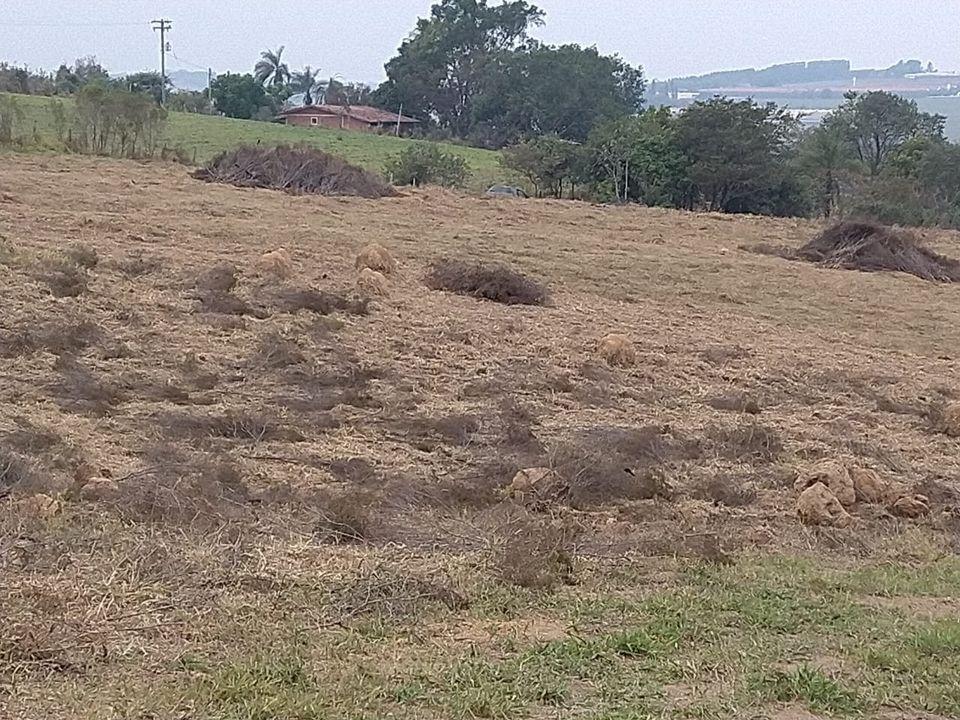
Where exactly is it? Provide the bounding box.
[1,92,507,189]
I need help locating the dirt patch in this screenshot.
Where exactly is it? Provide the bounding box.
[860,595,960,620]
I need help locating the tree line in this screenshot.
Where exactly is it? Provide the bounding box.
[496,90,960,228]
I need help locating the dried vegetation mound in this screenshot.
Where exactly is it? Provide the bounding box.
[191,144,397,199]
[425,258,550,306]
[798,222,960,282]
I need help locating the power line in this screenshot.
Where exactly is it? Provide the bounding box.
[0,21,148,27]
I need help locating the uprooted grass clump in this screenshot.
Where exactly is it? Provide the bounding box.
[425,258,550,306]
[0,447,35,499]
[192,144,397,199]
[798,222,960,282]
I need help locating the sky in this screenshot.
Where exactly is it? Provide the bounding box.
[2,1,959,84]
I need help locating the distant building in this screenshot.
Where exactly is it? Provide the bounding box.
[277,104,420,135]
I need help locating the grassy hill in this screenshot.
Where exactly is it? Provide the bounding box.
[1,92,506,189]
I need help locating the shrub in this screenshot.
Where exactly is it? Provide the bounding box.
[385,144,469,188]
[70,84,167,158]
[424,258,549,306]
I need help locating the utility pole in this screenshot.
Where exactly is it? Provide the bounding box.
[208,68,213,105]
[151,19,172,105]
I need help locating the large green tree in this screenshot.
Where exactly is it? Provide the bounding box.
[372,0,543,135]
[826,91,944,176]
[584,108,692,206]
[474,43,644,146]
[675,98,806,215]
[210,73,268,119]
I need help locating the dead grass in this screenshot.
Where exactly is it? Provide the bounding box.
[706,393,762,415]
[36,258,89,297]
[3,154,960,720]
[497,515,578,589]
[692,475,758,507]
[798,222,960,282]
[425,257,550,306]
[314,489,379,544]
[0,317,104,358]
[103,453,252,525]
[0,448,34,498]
[158,409,305,443]
[192,144,397,198]
[271,287,371,316]
[47,359,126,417]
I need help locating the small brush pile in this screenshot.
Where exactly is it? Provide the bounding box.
[192,144,397,199]
[797,222,960,282]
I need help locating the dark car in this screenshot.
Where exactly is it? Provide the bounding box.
[485,184,529,198]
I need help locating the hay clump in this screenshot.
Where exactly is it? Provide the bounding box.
[256,248,294,279]
[597,333,636,367]
[797,222,960,282]
[794,460,855,507]
[192,144,397,199]
[357,268,389,296]
[424,258,549,306]
[355,244,397,274]
[796,482,852,527]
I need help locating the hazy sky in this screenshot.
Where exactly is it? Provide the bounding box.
[3,1,959,83]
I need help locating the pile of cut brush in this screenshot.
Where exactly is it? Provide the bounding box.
[192,144,397,199]
[796,222,960,283]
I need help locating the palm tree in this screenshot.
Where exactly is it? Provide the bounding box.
[291,66,322,105]
[254,46,290,86]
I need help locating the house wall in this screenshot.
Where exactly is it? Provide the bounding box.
[285,113,372,132]
[284,113,419,136]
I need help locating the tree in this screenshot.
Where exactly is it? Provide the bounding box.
[291,66,321,105]
[675,98,805,215]
[322,80,372,106]
[120,72,167,105]
[210,73,268,119]
[584,109,692,206]
[254,46,290,86]
[827,91,944,176]
[474,43,644,147]
[796,123,859,216]
[373,0,543,136]
[501,135,582,197]
[385,144,469,187]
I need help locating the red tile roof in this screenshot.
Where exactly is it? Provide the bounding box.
[279,104,419,124]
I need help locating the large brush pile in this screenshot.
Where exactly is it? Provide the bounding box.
[192,145,397,198]
[797,222,960,282]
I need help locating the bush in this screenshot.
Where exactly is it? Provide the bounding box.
[424,258,549,306]
[69,84,167,158]
[385,144,469,188]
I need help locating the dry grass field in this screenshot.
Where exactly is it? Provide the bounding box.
[2,154,960,720]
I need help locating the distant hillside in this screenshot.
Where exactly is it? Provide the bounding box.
[664,59,927,91]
